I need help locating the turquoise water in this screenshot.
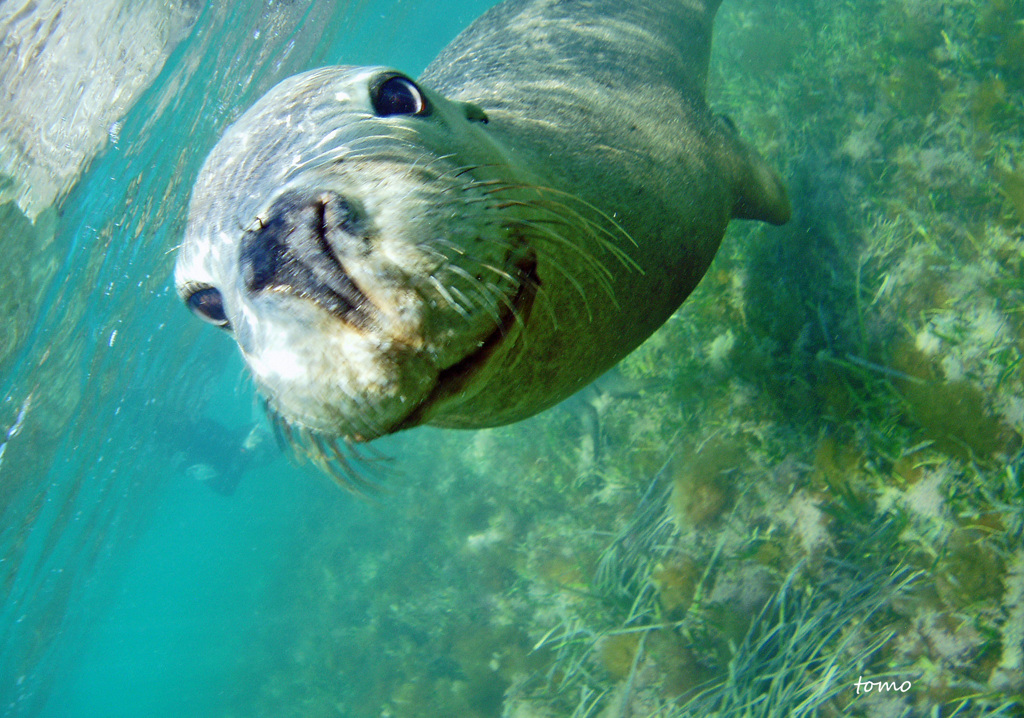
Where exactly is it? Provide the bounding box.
[4,1,1024,716]
[1,2,493,715]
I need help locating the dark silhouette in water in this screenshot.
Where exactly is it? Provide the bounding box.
[165,417,273,496]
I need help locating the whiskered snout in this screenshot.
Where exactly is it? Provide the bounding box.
[239,190,370,323]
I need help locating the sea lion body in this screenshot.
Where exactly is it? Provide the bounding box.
[175,0,789,446]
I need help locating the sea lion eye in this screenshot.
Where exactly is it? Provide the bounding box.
[186,286,231,329]
[372,75,429,117]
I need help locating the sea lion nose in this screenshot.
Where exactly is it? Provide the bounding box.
[239,191,368,319]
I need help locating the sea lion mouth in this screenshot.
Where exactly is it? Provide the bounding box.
[395,254,538,431]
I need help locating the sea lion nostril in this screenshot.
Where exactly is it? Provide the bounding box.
[314,200,328,240]
[240,217,289,293]
[316,193,361,239]
[238,191,369,321]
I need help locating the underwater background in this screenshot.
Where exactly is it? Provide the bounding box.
[1,0,1023,716]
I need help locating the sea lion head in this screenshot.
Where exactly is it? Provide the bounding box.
[175,66,538,442]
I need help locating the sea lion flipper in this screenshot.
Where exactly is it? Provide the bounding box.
[702,0,725,19]
[734,147,791,226]
[719,120,791,226]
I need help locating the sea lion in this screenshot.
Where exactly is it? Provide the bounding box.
[174,0,789,476]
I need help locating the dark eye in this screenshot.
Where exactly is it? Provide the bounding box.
[372,75,429,117]
[186,286,231,329]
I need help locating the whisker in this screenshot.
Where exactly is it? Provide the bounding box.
[503,217,603,317]
[445,264,506,324]
[519,265,557,331]
[476,261,519,286]
[260,399,387,497]
[319,432,388,496]
[527,184,640,249]
[303,427,385,497]
[267,405,294,453]
[435,233,521,263]
[344,436,392,464]
[428,276,472,319]
[470,176,643,273]
[447,283,484,318]
[495,199,628,283]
